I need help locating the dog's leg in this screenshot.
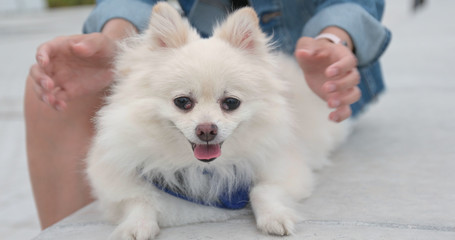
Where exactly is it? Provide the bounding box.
[109,198,159,240]
[249,147,313,236]
[250,184,299,236]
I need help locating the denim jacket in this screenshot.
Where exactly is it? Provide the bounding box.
[84,0,391,116]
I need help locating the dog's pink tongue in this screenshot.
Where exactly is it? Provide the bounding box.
[194,144,221,160]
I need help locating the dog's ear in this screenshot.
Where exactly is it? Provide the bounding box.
[213,7,267,53]
[147,2,191,49]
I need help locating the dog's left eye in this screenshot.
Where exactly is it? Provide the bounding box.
[174,97,193,110]
[221,98,241,111]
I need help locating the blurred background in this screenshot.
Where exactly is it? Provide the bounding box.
[1,0,454,240]
[1,0,94,11]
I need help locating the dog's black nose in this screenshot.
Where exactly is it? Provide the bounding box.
[196,123,218,142]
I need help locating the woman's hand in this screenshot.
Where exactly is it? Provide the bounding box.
[295,27,361,122]
[29,33,117,110]
[28,18,136,111]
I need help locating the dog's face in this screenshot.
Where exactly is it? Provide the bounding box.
[164,52,250,162]
[113,4,287,163]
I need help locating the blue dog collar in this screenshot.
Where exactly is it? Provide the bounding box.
[153,180,250,210]
[142,169,251,210]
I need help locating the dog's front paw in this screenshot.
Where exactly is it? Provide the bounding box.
[251,185,299,236]
[255,207,296,236]
[109,218,160,240]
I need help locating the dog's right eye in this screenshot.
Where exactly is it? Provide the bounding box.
[174,97,193,110]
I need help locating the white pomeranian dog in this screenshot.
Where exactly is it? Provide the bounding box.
[86,2,349,239]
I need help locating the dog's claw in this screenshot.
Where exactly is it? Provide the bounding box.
[109,219,160,240]
[256,212,296,236]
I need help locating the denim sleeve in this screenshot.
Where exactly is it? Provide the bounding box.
[83,0,160,34]
[302,1,391,67]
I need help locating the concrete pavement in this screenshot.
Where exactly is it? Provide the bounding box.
[1,1,454,239]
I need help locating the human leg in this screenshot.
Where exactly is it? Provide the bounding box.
[24,76,103,229]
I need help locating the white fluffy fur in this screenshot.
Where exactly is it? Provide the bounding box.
[86,3,349,239]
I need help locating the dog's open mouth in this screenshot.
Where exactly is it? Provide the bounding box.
[191,142,223,162]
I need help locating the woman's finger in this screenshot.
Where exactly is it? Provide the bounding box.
[29,64,56,93]
[323,68,360,93]
[327,86,362,109]
[325,51,358,78]
[36,43,51,67]
[71,33,107,58]
[329,105,352,122]
[32,78,56,106]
